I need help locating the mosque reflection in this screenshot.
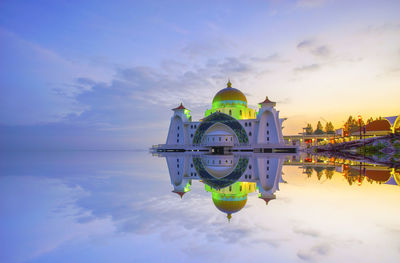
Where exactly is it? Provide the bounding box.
[161,153,287,221]
[157,153,399,221]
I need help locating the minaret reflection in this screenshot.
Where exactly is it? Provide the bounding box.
[163,153,290,220]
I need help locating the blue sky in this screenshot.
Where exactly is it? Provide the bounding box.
[1,151,399,262]
[1,0,400,149]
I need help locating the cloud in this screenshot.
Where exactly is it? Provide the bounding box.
[293,227,320,238]
[181,38,233,58]
[0,28,111,126]
[310,45,330,57]
[297,243,331,261]
[296,0,328,8]
[297,40,314,49]
[297,39,331,57]
[250,53,284,63]
[364,23,400,35]
[293,64,320,72]
[0,53,263,150]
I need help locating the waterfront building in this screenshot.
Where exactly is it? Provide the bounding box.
[163,153,287,220]
[283,115,399,147]
[160,81,296,153]
[350,116,400,137]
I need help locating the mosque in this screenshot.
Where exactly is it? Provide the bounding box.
[157,81,297,153]
[164,153,287,221]
[154,80,297,220]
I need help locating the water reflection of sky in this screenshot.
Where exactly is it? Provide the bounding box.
[0,151,399,263]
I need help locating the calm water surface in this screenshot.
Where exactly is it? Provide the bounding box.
[0,151,399,263]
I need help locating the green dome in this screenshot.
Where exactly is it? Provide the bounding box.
[212,81,247,107]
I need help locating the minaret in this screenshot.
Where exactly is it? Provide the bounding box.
[255,156,284,205]
[166,103,191,145]
[166,155,191,198]
[255,96,284,144]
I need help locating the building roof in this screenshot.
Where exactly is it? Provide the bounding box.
[172,190,186,198]
[259,196,276,205]
[172,103,187,110]
[212,81,247,105]
[259,96,276,105]
[366,119,391,131]
[365,169,392,182]
[384,116,399,126]
[212,195,247,214]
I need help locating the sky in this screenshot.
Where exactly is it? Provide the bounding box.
[0,0,399,150]
[1,151,399,262]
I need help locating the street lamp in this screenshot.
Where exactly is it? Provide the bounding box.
[358,115,362,141]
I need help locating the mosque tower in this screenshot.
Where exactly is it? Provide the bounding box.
[159,80,295,154]
[165,155,191,198]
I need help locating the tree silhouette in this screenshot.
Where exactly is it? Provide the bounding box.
[305,123,313,135]
[314,121,324,135]
[325,122,335,134]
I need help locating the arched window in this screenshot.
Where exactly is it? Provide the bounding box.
[249,132,252,136]
[267,130,269,135]
[249,122,252,127]
[191,163,193,168]
[229,186,232,191]
[266,174,269,179]
[267,137,270,141]
[266,122,269,127]
[177,126,180,130]
[240,110,242,115]
[240,186,242,191]
[249,165,252,170]
[177,164,179,168]
[245,175,248,179]
[191,134,193,138]
[190,125,193,129]
[267,167,269,171]
[245,122,248,127]
[177,139,179,143]
[267,160,270,164]
[177,133,179,137]
[229,109,232,115]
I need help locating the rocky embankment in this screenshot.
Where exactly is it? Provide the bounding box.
[307,134,400,168]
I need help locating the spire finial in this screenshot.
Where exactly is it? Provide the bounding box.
[227,213,232,222]
[227,79,232,88]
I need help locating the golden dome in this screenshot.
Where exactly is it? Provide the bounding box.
[212,194,247,214]
[212,81,247,106]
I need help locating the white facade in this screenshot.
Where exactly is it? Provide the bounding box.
[163,153,287,203]
[165,98,285,147]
